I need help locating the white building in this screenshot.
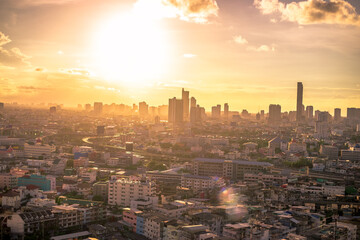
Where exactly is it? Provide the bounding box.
[181,175,224,192]
[24,143,56,158]
[108,176,155,206]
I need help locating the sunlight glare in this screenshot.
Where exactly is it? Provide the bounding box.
[93,9,169,86]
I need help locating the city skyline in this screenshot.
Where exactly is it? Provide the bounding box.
[0,0,360,112]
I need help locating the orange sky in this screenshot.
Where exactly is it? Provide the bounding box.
[0,0,360,114]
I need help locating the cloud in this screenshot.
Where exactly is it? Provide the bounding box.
[233,34,275,52]
[0,31,31,67]
[0,32,11,46]
[183,53,197,58]
[17,85,51,91]
[247,44,275,52]
[233,35,248,45]
[254,0,360,26]
[134,0,219,23]
[59,68,92,76]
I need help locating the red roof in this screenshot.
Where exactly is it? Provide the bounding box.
[26,184,40,190]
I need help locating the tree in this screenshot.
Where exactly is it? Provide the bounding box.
[66,159,74,168]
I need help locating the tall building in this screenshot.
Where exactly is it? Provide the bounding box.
[347,108,360,120]
[315,111,330,138]
[108,176,155,206]
[182,88,189,120]
[306,106,313,119]
[334,108,341,122]
[94,102,103,115]
[168,97,183,124]
[211,105,221,119]
[296,82,303,122]
[268,104,281,125]
[224,103,229,119]
[139,101,148,117]
[85,103,91,111]
[190,105,203,124]
[190,97,196,108]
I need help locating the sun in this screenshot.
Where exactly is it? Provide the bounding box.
[93,12,169,86]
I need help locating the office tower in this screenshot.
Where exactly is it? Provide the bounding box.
[190,97,196,108]
[318,111,330,122]
[182,88,189,120]
[85,104,91,111]
[296,82,303,122]
[77,104,82,110]
[224,103,229,119]
[315,110,320,121]
[132,103,138,111]
[306,106,313,119]
[211,105,221,119]
[347,108,360,120]
[316,111,330,138]
[268,104,281,125]
[149,106,158,117]
[260,110,265,120]
[158,105,168,118]
[168,97,183,124]
[94,102,103,115]
[256,112,260,120]
[190,105,203,124]
[334,108,341,122]
[0,102,4,109]
[139,101,148,117]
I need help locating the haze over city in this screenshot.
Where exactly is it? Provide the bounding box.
[1,0,360,112]
[1,1,360,240]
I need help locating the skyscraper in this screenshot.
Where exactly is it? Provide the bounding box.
[296,82,303,122]
[139,101,148,117]
[334,108,341,122]
[268,104,281,125]
[224,103,229,119]
[306,106,313,119]
[182,88,189,121]
[94,102,103,115]
[211,105,221,119]
[168,97,183,124]
[190,97,196,108]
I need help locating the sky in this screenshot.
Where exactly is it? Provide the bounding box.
[0,0,360,113]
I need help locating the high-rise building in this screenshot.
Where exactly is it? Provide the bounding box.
[316,111,330,138]
[268,104,281,125]
[296,82,303,122]
[107,176,155,206]
[182,88,189,120]
[224,103,229,119]
[139,101,148,117]
[85,103,91,111]
[0,102,4,109]
[347,108,360,120]
[168,97,183,124]
[306,106,313,119]
[94,102,103,115]
[260,110,265,120]
[211,105,221,119]
[190,97,196,108]
[334,108,341,122]
[190,104,203,124]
